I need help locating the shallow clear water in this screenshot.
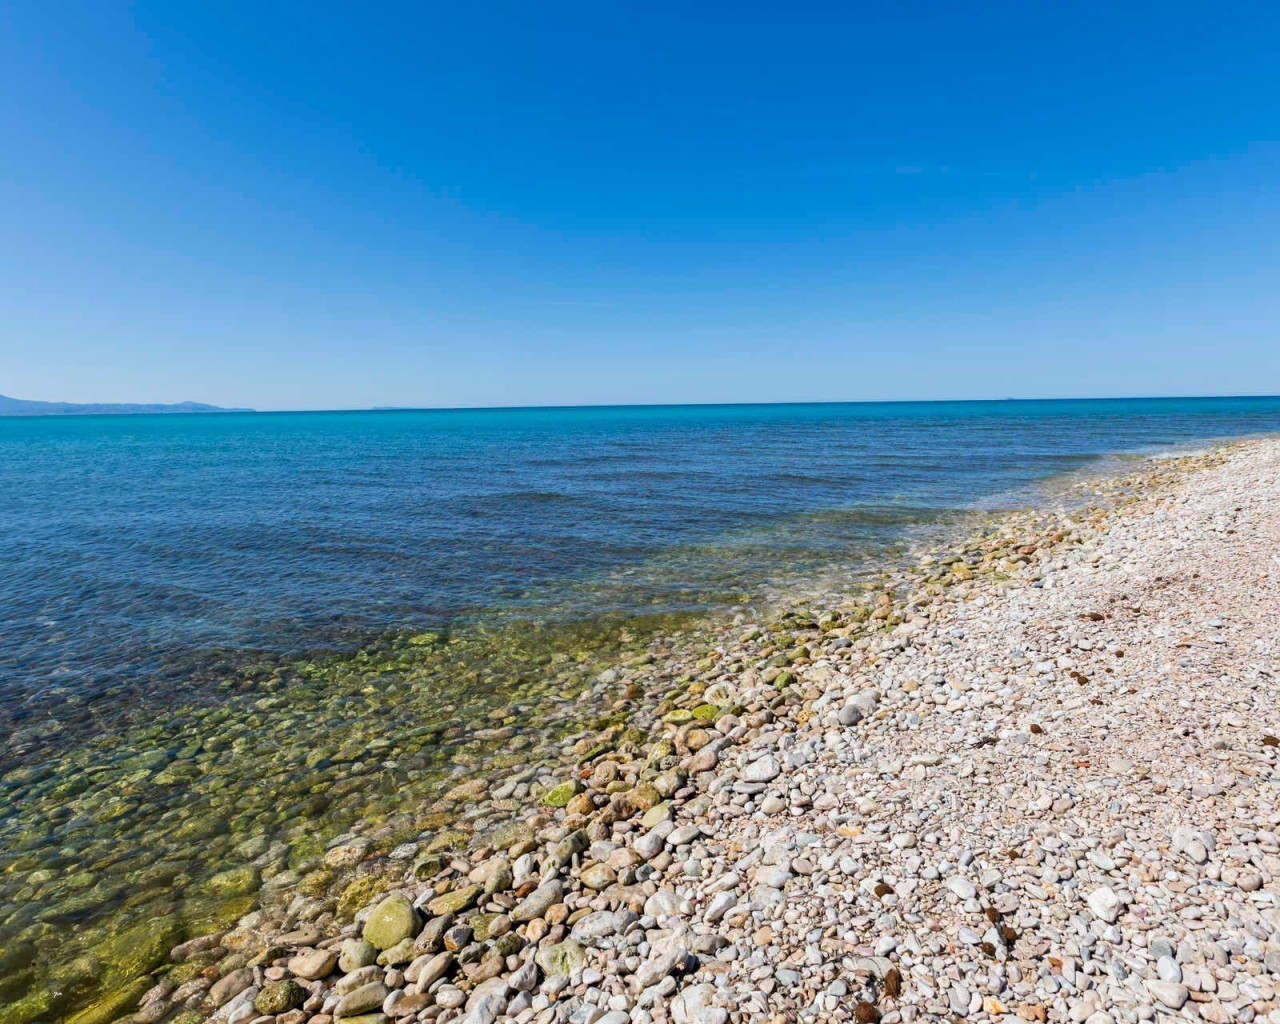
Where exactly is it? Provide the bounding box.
[4,396,1280,753]
[4,396,1280,1023]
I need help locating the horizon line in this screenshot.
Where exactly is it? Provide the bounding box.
[5,390,1280,419]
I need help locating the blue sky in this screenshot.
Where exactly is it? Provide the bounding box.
[1,1,1278,409]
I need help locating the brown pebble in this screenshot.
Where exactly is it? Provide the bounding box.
[854,1001,880,1022]
[882,967,902,998]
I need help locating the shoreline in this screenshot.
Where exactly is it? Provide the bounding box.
[39,435,1276,1024]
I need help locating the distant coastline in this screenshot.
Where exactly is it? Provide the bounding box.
[0,392,252,416]
[8,394,1277,418]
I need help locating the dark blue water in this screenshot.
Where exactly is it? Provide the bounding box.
[3,396,1279,734]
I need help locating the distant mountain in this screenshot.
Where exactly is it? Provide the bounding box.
[0,393,253,416]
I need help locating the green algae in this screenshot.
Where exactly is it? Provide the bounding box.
[255,978,306,1014]
[362,894,418,950]
[65,977,152,1024]
[0,608,702,1024]
[541,780,581,807]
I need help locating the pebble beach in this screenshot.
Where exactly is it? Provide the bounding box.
[48,436,1280,1024]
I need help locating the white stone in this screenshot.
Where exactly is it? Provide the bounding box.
[1086,886,1123,924]
[947,877,978,900]
[742,755,781,783]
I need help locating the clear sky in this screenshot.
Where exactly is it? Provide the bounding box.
[2,2,1278,410]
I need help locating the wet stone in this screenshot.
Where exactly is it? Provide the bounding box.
[339,938,378,972]
[428,884,482,916]
[363,894,419,950]
[254,978,305,1014]
[288,948,338,980]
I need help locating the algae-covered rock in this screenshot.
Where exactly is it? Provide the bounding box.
[339,875,387,919]
[427,884,482,916]
[492,930,525,957]
[546,830,588,870]
[469,912,501,941]
[629,782,662,811]
[0,937,37,979]
[298,867,336,897]
[641,802,672,828]
[362,894,419,950]
[326,839,371,869]
[486,820,535,851]
[377,937,415,966]
[444,777,489,802]
[166,959,208,985]
[99,916,185,984]
[65,976,151,1024]
[541,780,581,807]
[424,829,469,853]
[5,986,56,1024]
[535,939,586,977]
[254,979,305,1014]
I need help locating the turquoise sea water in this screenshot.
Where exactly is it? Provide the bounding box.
[4,396,1280,759]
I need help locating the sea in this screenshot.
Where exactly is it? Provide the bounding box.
[5,396,1280,749]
